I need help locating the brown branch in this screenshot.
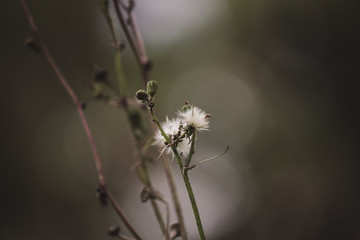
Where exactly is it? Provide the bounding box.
[114,0,151,85]
[112,0,142,74]
[19,1,141,239]
[128,6,150,82]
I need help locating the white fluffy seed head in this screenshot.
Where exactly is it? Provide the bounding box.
[178,106,210,131]
[153,117,191,158]
[153,106,209,159]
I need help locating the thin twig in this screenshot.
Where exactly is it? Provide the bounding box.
[187,145,230,170]
[112,0,145,83]
[20,1,141,239]
[99,1,169,236]
[115,0,151,85]
[134,152,169,239]
[127,5,150,83]
[105,189,142,240]
[161,156,188,240]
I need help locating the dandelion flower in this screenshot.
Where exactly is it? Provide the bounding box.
[178,106,210,131]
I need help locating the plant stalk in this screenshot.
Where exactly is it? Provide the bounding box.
[149,108,188,240]
[98,2,169,237]
[20,1,141,239]
[182,170,206,240]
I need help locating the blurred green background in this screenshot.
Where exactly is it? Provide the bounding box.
[1,0,359,239]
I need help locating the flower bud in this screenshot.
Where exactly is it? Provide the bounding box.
[146,80,158,97]
[140,187,155,203]
[169,223,181,239]
[181,104,192,112]
[135,90,149,102]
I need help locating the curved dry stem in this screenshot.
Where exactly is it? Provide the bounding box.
[20,1,141,239]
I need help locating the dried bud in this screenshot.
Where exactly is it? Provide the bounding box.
[135,90,149,102]
[143,60,153,71]
[108,225,120,237]
[94,69,108,82]
[81,102,87,110]
[169,223,181,239]
[24,37,40,53]
[119,41,125,51]
[96,185,107,207]
[98,0,109,13]
[146,80,158,98]
[140,187,155,203]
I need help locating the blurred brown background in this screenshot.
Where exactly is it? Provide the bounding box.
[1,0,360,239]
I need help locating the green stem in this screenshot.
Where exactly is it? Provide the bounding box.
[112,0,147,85]
[185,132,197,168]
[99,0,118,45]
[184,132,206,240]
[98,5,167,236]
[136,153,167,236]
[161,156,188,240]
[150,193,167,237]
[124,106,168,239]
[114,49,127,97]
[149,108,183,170]
[98,0,127,96]
[150,107,206,239]
[149,107,187,240]
[183,169,206,240]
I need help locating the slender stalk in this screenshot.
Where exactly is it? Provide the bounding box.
[99,0,128,96]
[114,49,128,96]
[183,132,206,239]
[150,199,167,235]
[134,148,168,239]
[161,156,188,240]
[99,0,118,45]
[150,108,206,239]
[106,189,142,240]
[149,107,187,239]
[127,5,150,84]
[115,0,150,85]
[185,132,197,168]
[112,0,145,83]
[20,1,141,239]
[182,171,206,240]
[113,2,187,239]
[98,2,168,237]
